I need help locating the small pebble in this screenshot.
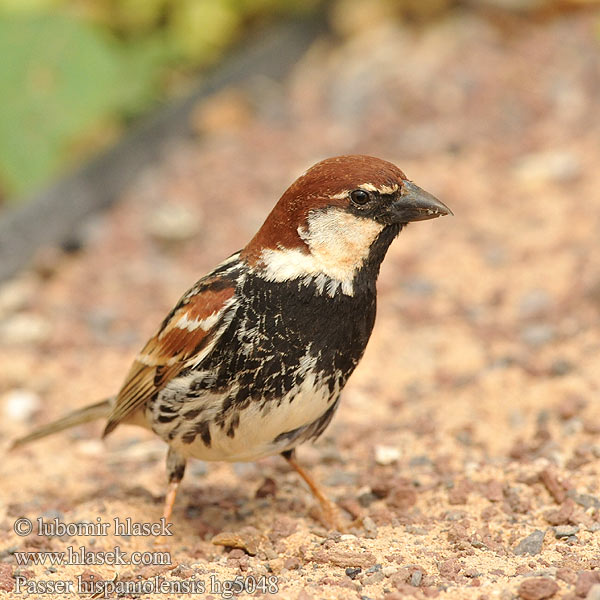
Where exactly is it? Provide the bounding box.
[514,530,546,556]
[513,150,582,186]
[366,564,382,574]
[0,314,50,345]
[410,570,423,587]
[402,277,436,296]
[518,289,552,318]
[2,389,40,421]
[357,492,377,507]
[76,440,104,457]
[565,535,578,543]
[283,557,301,570]
[567,490,600,509]
[190,462,208,477]
[517,576,558,600]
[576,571,600,596]
[146,204,201,244]
[406,525,428,535]
[0,277,35,316]
[365,570,384,584]
[211,528,260,555]
[324,471,357,486]
[362,516,378,539]
[553,525,579,538]
[255,477,277,498]
[409,455,433,467]
[549,359,573,377]
[521,324,555,347]
[445,511,467,521]
[374,445,401,465]
[587,584,600,600]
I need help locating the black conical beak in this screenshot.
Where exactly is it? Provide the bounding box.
[391,181,453,223]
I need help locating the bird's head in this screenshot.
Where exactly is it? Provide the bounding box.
[243,155,452,296]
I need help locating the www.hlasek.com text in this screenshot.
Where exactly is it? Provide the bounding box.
[14,545,170,567]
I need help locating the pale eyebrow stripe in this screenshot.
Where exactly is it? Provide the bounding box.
[376,183,399,195]
[330,191,348,200]
[329,182,399,200]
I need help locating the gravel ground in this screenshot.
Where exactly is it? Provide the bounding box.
[2,8,600,600]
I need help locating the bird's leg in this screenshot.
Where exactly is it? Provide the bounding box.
[281,449,344,531]
[164,447,187,522]
[155,447,186,546]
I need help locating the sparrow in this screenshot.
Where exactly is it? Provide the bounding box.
[12,155,452,529]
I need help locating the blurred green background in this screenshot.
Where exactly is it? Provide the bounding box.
[0,0,596,207]
[0,0,319,206]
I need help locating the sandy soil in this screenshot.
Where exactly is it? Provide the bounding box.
[1,7,600,600]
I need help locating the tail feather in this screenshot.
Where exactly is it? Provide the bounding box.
[10,398,113,450]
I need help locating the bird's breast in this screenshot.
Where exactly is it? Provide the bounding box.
[147,273,377,461]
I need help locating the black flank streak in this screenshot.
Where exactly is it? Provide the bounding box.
[182,408,202,420]
[226,413,239,438]
[167,422,181,441]
[157,413,178,423]
[197,421,212,447]
[181,430,196,444]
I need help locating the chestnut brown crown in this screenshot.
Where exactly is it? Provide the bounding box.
[243,155,451,262]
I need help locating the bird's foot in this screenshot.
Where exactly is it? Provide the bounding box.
[282,449,347,532]
[315,497,347,533]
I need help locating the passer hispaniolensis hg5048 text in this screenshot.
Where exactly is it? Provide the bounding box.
[12,155,452,529]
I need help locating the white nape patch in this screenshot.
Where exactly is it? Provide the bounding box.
[257,208,384,296]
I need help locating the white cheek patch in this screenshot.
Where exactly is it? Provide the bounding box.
[301,209,385,273]
[257,209,384,296]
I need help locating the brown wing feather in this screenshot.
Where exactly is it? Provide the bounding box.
[103,283,236,436]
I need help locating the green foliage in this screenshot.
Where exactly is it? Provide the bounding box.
[0,0,322,203]
[170,0,241,63]
[0,11,171,200]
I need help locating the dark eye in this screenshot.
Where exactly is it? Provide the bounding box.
[350,189,370,205]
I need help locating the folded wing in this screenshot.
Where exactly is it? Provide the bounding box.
[103,274,237,436]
